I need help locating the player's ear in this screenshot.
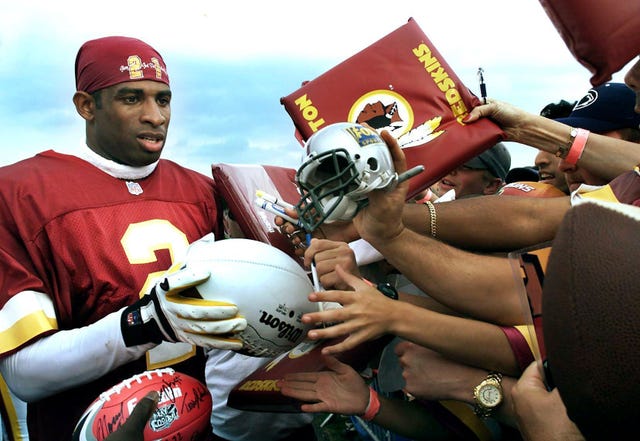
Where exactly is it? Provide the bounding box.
[73,91,96,121]
[484,177,503,195]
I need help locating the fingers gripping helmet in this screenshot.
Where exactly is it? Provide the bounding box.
[295,122,397,232]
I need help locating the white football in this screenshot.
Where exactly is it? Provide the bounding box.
[184,235,318,357]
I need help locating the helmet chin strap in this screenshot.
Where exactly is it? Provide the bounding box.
[349,169,395,199]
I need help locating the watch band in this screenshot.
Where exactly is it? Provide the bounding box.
[376,282,399,300]
[473,371,503,418]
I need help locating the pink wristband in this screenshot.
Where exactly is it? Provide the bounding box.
[362,387,381,421]
[565,128,589,165]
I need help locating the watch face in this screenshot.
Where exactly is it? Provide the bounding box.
[479,384,502,407]
[377,283,399,300]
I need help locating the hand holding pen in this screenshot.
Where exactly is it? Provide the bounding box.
[477,67,487,104]
[254,191,324,302]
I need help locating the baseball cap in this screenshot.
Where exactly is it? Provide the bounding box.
[75,36,169,94]
[464,142,511,180]
[505,166,539,184]
[555,82,640,133]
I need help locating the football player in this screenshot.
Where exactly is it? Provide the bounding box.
[0,37,245,440]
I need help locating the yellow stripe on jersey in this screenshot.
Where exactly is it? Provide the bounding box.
[1,374,29,441]
[514,324,536,354]
[0,290,58,354]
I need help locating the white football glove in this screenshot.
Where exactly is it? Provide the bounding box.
[121,266,246,351]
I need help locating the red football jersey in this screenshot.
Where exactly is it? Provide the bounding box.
[0,150,223,440]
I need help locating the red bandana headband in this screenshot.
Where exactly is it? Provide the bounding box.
[75,36,169,94]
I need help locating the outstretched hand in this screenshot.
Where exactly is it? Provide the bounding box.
[302,265,399,355]
[274,207,359,257]
[353,130,409,246]
[277,355,370,415]
[305,238,361,290]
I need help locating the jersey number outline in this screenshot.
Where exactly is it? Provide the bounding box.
[121,219,197,369]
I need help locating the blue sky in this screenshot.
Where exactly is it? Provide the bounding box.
[0,0,631,177]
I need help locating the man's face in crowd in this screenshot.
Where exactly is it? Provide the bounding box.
[535,150,569,194]
[431,165,500,199]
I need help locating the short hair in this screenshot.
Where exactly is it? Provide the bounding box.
[539,99,576,119]
[616,127,640,143]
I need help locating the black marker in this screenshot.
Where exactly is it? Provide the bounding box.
[478,67,487,104]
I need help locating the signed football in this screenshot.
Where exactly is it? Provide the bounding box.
[72,368,211,441]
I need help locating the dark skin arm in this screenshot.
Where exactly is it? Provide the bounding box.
[400,194,569,251]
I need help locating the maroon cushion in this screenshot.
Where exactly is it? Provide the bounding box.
[211,163,302,264]
[539,0,640,86]
[280,17,504,199]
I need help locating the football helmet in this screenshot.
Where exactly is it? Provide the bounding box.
[295,122,397,231]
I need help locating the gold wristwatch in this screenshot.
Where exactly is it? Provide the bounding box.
[473,372,503,418]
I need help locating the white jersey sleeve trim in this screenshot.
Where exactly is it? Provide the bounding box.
[0,290,58,355]
[0,290,56,332]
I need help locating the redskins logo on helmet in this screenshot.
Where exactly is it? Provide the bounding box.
[295,122,397,232]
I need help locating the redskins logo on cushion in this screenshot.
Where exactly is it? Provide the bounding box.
[498,181,566,198]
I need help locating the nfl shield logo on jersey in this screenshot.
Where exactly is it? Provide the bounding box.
[125,181,143,195]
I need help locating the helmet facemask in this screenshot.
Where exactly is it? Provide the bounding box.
[295,123,397,232]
